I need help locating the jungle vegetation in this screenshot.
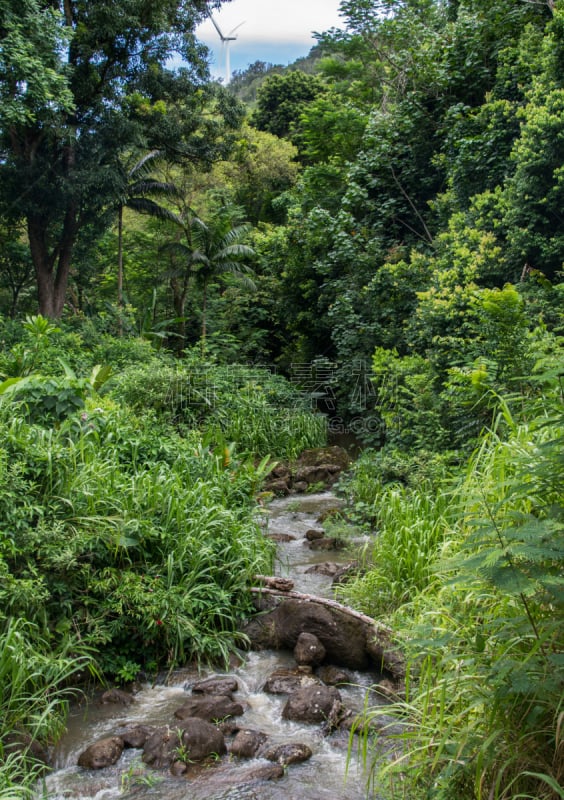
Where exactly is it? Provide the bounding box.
[0,1,562,798]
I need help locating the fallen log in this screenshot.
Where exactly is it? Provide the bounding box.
[250,585,392,635]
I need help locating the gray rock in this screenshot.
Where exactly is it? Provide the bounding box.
[264,742,313,766]
[294,632,326,666]
[174,694,244,722]
[282,685,342,724]
[316,665,351,686]
[243,598,371,670]
[78,737,124,769]
[307,537,344,551]
[191,676,239,697]
[304,562,341,576]
[266,532,296,542]
[119,725,155,749]
[142,720,226,768]
[100,688,134,706]
[263,667,321,694]
[230,729,268,758]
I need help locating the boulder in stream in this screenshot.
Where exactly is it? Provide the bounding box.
[244,598,369,670]
[100,688,134,706]
[174,694,244,722]
[264,742,313,766]
[229,728,268,758]
[316,665,351,686]
[77,736,124,769]
[191,676,239,697]
[263,667,321,694]
[244,596,405,680]
[307,537,345,551]
[294,632,326,666]
[304,562,341,576]
[143,719,226,769]
[282,685,343,724]
[118,724,155,749]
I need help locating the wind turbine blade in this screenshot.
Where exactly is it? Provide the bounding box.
[209,14,225,41]
[228,20,245,37]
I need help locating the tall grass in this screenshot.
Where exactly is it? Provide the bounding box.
[346,407,564,799]
[0,619,90,798]
[0,398,275,678]
[337,476,454,616]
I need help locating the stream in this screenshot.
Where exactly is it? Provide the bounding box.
[38,492,386,800]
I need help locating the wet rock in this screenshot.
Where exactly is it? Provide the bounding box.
[217,719,240,736]
[304,562,341,576]
[294,632,326,666]
[191,676,239,697]
[316,665,351,686]
[230,729,268,758]
[170,760,187,776]
[143,720,226,768]
[307,537,345,551]
[77,736,124,769]
[264,743,312,766]
[243,598,371,670]
[295,465,341,486]
[282,685,343,724]
[305,528,325,541]
[264,478,291,495]
[119,725,155,748]
[271,464,291,479]
[266,532,296,542]
[174,694,244,723]
[296,446,351,471]
[263,667,321,694]
[100,688,134,706]
[2,732,49,771]
[292,481,309,493]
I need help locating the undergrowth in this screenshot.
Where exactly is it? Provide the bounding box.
[342,401,563,799]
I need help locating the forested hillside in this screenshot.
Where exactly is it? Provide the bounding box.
[0,1,562,798]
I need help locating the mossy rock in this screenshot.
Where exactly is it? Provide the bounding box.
[294,447,351,471]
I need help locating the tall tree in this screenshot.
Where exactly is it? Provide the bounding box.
[0,0,237,318]
[116,151,180,318]
[165,206,255,343]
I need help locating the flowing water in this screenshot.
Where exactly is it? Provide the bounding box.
[39,493,386,800]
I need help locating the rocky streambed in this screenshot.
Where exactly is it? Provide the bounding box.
[38,487,404,800]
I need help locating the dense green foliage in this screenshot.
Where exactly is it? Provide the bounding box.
[0,317,326,791]
[1,0,563,797]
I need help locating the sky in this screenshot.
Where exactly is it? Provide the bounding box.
[196,0,345,83]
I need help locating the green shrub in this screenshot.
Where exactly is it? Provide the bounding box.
[349,400,564,800]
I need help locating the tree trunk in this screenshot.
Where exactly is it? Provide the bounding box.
[27,147,78,318]
[117,205,124,336]
[170,276,188,353]
[29,226,74,318]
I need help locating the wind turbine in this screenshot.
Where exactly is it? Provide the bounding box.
[208,13,244,83]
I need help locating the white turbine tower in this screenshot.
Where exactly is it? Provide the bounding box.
[208,14,244,83]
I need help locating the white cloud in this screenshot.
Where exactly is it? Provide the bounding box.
[197,0,344,47]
